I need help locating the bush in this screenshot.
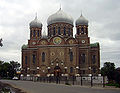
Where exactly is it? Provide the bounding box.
[65,82,71,85]
[106,83,120,88]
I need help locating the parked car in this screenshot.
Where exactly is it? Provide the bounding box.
[12,77,18,80]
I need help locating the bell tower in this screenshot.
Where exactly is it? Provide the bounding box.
[75,14,90,45]
[28,15,43,47]
[29,15,43,40]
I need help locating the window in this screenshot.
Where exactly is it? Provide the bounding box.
[58,27,60,35]
[70,67,73,73]
[77,28,80,35]
[49,28,51,36]
[25,56,27,64]
[63,27,66,35]
[93,68,96,73]
[83,70,85,74]
[30,31,32,37]
[42,52,45,62]
[37,31,39,37]
[33,54,36,63]
[53,27,56,35]
[68,28,71,36]
[33,71,36,74]
[81,27,84,34]
[92,55,96,64]
[82,54,85,63]
[48,28,49,36]
[70,51,73,62]
[86,27,88,34]
[33,30,36,37]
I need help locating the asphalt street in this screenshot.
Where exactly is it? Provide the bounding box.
[0,80,120,93]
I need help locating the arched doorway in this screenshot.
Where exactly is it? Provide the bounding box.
[54,66,61,84]
[54,66,61,77]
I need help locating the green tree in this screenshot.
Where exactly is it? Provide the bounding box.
[115,68,120,87]
[10,61,20,76]
[0,60,20,79]
[1,62,12,78]
[101,62,115,81]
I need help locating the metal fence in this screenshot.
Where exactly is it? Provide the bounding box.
[20,76,108,87]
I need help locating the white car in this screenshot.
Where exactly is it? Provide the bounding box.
[12,77,18,80]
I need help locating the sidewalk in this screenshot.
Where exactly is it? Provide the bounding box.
[0,81,26,93]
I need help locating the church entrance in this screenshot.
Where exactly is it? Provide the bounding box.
[54,66,61,77]
[54,66,61,84]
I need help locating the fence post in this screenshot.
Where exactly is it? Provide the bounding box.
[103,75,105,87]
[81,76,82,86]
[91,75,93,87]
[72,75,74,85]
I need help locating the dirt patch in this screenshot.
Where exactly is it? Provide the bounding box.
[0,81,27,93]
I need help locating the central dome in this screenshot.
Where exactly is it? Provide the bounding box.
[47,8,74,25]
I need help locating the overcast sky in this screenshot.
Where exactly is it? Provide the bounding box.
[0,0,120,68]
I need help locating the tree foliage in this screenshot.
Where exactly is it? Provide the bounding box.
[115,68,120,86]
[101,62,115,81]
[0,60,20,79]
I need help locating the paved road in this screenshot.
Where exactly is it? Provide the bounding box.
[0,80,120,93]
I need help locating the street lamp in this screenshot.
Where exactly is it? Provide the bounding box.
[37,67,39,70]
[88,67,93,87]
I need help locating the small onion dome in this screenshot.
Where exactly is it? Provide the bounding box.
[29,16,42,28]
[47,8,73,25]
[22,44,28,49]
[75,14,88,26]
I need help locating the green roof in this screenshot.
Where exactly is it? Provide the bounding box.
[22,44,28,49]
[90,42,99,47]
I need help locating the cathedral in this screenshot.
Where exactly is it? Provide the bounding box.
[21,8,100,77]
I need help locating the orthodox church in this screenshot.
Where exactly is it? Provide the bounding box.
[21,8,100,77]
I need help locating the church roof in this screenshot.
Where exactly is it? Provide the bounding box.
[47,8,74,25]
[90,42,99,47]
[22,44,28,49]
[75,14,88,26]
[29,15,42,28]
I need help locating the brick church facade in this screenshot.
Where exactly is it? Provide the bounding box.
[21,8,100,77]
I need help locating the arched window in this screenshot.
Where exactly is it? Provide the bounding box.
[77,28,80,35]
[42,52,45,62]
[48,28,49,36]
[68,28,71,36]
[93,68,96,73]
[92,55,96,64]
[86,27,88,34]
[81,27,84,34]
[30,31,32,37]
[58,27,60,35]
[63,27,66,35]
[25,56,27,64]
[33,54,36,63]
[33,30,36,37]
[37,31,39,37]
[82,54,85,63]
[70,51,73,62]
[49,28,51,36]
[53,27,56,35]
[70,67,73,73]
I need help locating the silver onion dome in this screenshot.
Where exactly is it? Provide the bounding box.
[47,8,74,25]
[75,14,88,26]
[29,15,42,28]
